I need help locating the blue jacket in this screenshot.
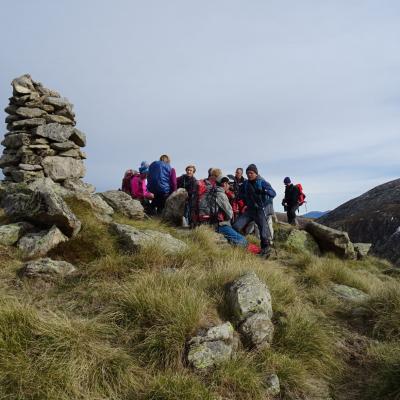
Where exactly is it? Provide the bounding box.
[240,177,276,214]
[147,160,172,195]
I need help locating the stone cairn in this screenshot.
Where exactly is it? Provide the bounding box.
[1,74,86,184]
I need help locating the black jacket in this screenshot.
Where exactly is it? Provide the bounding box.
[284,184,299,207]
[177,174,197,198]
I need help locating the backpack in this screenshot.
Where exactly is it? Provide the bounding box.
[296,183,306,206]
[192,179,224,224]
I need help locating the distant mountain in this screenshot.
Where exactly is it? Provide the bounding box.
[301,211,329,219]
[318,178,400,266]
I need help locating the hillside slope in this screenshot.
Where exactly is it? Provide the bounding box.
[318,178,400,265]
[0,200,399,400]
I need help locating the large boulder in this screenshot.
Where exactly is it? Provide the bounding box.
[100,190,144,219]
[187,322,235,370]
[18,257,76,279]
[353,243,372,259]
[305,221,356,259]
[162,189,188,225]
[41,156,85,182]
[2,187,81,237]
[111,222,187,254]
[227,272,273,322]
[17,225,68,258]
[285,229,320,255]
[0,222,34,246]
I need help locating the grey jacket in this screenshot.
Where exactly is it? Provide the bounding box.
[215,187,233,226]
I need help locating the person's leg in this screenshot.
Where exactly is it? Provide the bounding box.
[232,211,253,233]
[254,209,269,250]
[288,206,298,225]
[217,225,247,246]
[266,214,274,243]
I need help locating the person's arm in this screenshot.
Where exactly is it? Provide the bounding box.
[217,193,234,220]
[260,180,276,198]
[142,179,154,199]
[170,168,177,192]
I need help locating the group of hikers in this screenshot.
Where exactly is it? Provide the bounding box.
[121,154,305,258]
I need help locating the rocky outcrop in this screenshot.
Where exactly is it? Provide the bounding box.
[17,225,68,258]
[162,188,188,225]
[373,228,400,266]
[331,283,369,302]
[227,272,274,348]
[305,221,356,259]
[0,222,33,246]
[100,190,144,219]
[318,178,400,265]
[187,322,235,369]
[110,223,188,254]
[1,74,86,184]
[18,257,76,279]
[353,243,372,259]
[2,187,81,237]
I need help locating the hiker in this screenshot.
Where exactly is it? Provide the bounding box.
[282,177,300,225]
[233,164,276,257]
[213,175,247,246]
[147,154,177,214]
[177,165,197,227]
[130,162,154,212]
[121,169,136,194]
[233,167,246,196]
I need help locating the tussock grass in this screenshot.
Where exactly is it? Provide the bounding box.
[211,354,266,400]
[0,299,141,400]
[142,371,213,400]
[362,342,400,400]
[112,271,211,368]
[362,280,400,339]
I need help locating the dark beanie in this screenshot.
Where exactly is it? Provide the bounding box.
[246,164,258,175]
[284,177,291,184]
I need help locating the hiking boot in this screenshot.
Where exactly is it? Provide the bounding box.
[259,247,272,259]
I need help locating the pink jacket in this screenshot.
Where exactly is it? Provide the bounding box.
[130,174,153,200]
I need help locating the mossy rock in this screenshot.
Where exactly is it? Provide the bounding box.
[285,229,320,255]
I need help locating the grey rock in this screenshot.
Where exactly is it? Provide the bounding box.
[264,373,280,396]
[285,229,321,255]
[110,222,188,254]
[239,313,274,348]
[4,104,18,114]
[0,153,21,167]
[228,272,273,322]
[18,225,68,258]
[50,141,78,151]
[42,156,85,182]
[58,149,82,158]
[331,283,369,302]
[43,96,72,109]
[187,322,234,369]
[62,179,96,194]
[5,114,19,123]
[69,128,86,147]
[18,163,43,171]
[44,114,74,125]
[32,137,50,145]
[162,188,188,225]
[2,187,81,237]
[100,190,144,219]
[0,222,34,246]
[18,257,76,279]
[11,118,46,130]
[305,221,356,259]
[353,243,372,259]
[2,166,18,176]
[55,107,75,121]
[1,133,30,148]
[35,123,73,142]
[11,169,44,183]
[15,107,46,119]
[12,74,36,95]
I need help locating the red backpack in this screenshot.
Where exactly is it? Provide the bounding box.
[296,183,306,206]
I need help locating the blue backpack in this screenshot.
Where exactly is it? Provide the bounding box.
[147,161,172,194]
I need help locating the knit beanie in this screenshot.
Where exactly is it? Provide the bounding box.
[283,177,291,184]
[246,164,258,175]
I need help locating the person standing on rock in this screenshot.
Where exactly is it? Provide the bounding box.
[282,177,300,226]
[147,154,177,214]
[130,162,154,213]
[177,165,197,227]
[233,164,276,257]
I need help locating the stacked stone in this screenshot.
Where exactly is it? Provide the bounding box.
[1,74,86,183]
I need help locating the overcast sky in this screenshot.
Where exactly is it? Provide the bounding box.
[1,0,399,212]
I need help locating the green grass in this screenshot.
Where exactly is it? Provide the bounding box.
[0,201,399,400]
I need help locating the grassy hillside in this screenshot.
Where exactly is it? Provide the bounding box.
[0,200,399,400]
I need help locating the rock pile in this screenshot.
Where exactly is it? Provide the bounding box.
[1,74,86,183]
